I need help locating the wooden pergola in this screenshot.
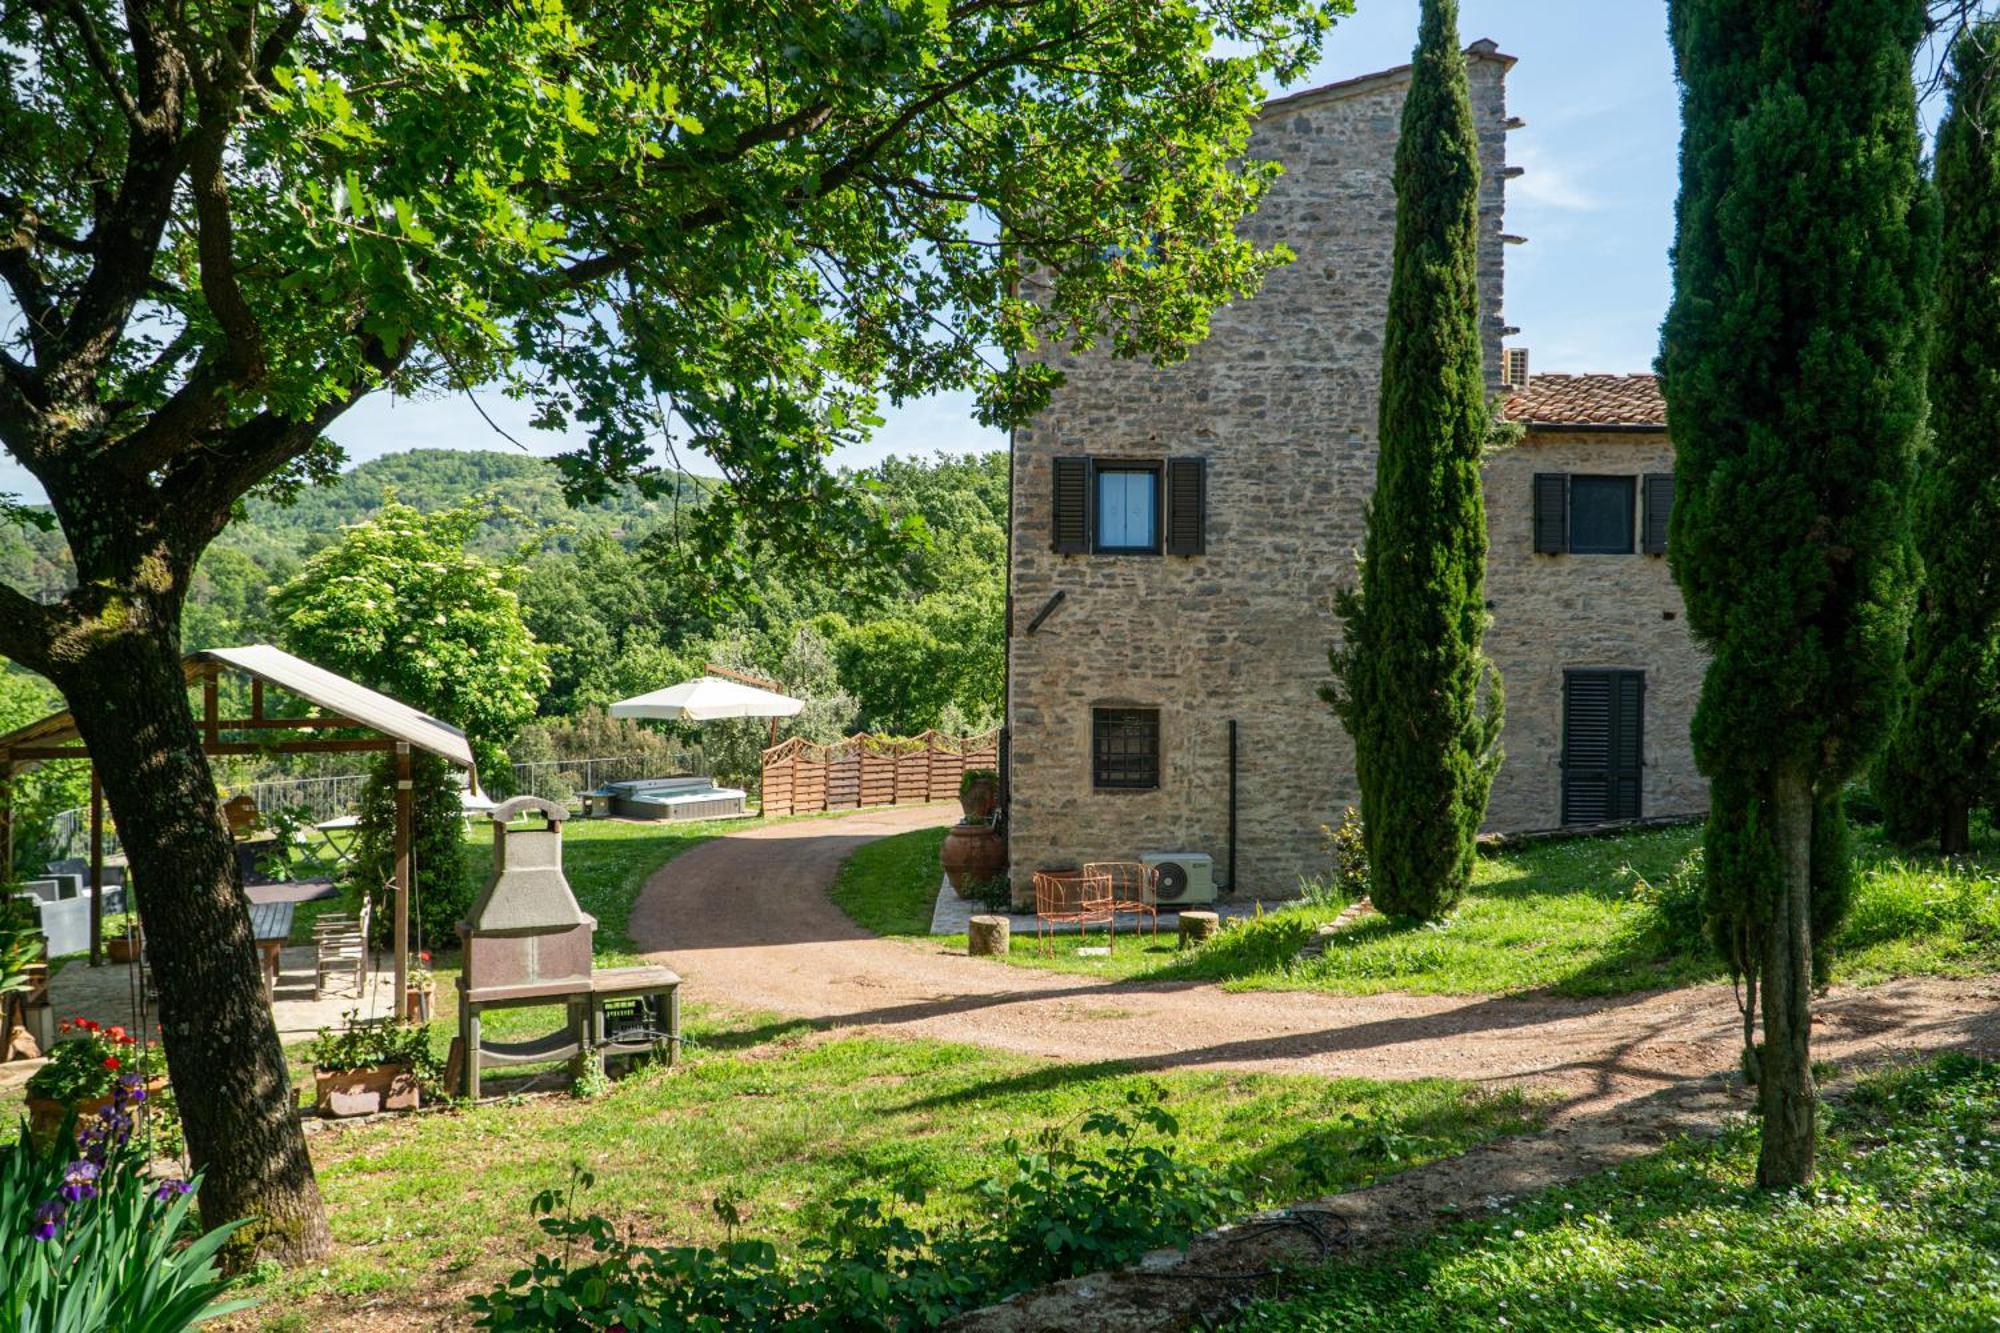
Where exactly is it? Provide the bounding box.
[0,645,477,1000]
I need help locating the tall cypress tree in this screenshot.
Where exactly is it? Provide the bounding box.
[1877,20,2000,857]
[1325,0,1503,922]
[1660,0,1934,1187]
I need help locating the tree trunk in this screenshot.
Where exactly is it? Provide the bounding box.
[48,624,330,1262]
[1757,763,1818,1188]
[1941,799,1972,858]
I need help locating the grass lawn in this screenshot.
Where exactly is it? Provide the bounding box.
[234,1013,1543,1328]
[1234,1053,2000,1332]
[851,821,2000,998]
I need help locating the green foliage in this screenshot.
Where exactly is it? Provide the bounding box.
[0,667,87,878]
[23,1022,159,1105]
[1324,0,1502,923]
[272,499,550,776]
[350,751,467,952]
[832,619,960,737]
[307,1018,444,1091]
[1319,807,1371,905]
[1234,1054,2000,1332]
[468,1092,1242,1330]
[1661,0,1934,961]
[1878,19,2000,854]
[0,1090,248,1330]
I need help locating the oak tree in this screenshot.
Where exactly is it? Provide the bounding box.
[0,0,1340,1256]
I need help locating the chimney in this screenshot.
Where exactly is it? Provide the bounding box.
[1504,347,1530,391]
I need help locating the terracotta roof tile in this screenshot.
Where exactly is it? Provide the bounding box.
[1502,373,1667,430]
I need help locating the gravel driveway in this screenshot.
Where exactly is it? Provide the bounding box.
[629,804,2000,1119]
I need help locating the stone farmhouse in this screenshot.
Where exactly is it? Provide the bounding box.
[1002,42,1706,904]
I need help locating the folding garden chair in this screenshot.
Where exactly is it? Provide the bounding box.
[1032,869,1115,955]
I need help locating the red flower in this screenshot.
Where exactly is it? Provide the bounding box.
[102,1056,120,1071]
[418,952,431,963]
[77,1019,99,1033]
[109,1026,127,1042]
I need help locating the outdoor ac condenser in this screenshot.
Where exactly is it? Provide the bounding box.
[1141,852,1216,907]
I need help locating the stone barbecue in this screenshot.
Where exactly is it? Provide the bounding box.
[459,796,595,1000]
[452,796,683,1099]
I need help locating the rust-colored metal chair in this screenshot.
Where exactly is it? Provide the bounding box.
[1084,862,1160,937]
[1032,869,1115,955]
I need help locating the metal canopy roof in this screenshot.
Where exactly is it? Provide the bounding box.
[0,643,476,771]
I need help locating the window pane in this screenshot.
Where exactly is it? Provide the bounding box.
[1093,708,1160,789]
[1569,476,1635,554]
[1095,469,1157,550]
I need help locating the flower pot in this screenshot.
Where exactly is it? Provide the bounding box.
[107,935,142,966]
[26,1076,168,1145]
[958,775,999,822]
[940,821,1006,897]
[404,984,435,1024]
[315,1062,420,1118]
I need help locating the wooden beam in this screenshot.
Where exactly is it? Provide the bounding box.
[0,761,13,880]
[393,742,412,1008]
[202,671,219,749]
[250,678,263,721]
[703,661,785,693]
[202,739,394,756]
[212,716,363,731]
[11,747,90,761]
[88,769,103,968]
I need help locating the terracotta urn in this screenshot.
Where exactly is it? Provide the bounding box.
[940,821,1006,897]
[958,773,999,822]
[107,933,142,966]
[404,984,436,1024]
[315,1063,420,1118]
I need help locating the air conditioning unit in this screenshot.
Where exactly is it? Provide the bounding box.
[1142,852,1216,907]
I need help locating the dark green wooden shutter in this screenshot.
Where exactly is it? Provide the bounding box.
[1562,670,1645,825]
[1166,458,1206,556]
[1052,457,1090,554]
[1533,473,1569,554]
[1642,473,1674,555]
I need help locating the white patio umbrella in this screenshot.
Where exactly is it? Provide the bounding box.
[608,675,805,722]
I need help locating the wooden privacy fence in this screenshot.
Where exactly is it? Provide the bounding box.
[761,730,999,817]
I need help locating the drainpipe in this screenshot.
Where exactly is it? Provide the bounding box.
[1225,719,1239,896]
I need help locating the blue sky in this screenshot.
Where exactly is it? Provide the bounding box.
[0,2,1683,506]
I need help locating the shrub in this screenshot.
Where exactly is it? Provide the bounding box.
[1620,847,1707,947]
[350,751,468,951]
[1319,807,1371,904]
[0,1078,249,1330]
[470,1092,1241,1330]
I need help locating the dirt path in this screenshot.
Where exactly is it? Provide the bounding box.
[630,805,2000,1120]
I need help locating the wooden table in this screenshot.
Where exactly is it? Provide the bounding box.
[247,900,295,998]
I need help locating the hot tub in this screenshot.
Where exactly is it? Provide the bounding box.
[605,776,747,822]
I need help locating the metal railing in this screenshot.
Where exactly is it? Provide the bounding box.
[39,753,698,861]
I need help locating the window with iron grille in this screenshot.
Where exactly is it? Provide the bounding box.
[1092,708,1160,790]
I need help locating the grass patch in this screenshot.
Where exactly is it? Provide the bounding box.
[232,1015,1543,1325]
[830,823,950,935]
[890,821,2000,998]
[1233,1053,2000,1332]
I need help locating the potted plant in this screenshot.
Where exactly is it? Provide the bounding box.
[404,950,436,1023]
[958,768,1000,822]
[309,1015,439,1118]
[24,1019,167,1142]
[105,914,142,966]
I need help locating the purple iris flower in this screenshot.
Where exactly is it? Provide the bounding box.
[31,1199,65,1241]
[59,1160,100,1203]
[151,1179,192,1203]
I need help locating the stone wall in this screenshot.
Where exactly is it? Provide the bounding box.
[1483,432,1707,830]
[1006,53,1512,904]
[1004,48,1704,905]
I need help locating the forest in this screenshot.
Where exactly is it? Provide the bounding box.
[0,446,1007,870]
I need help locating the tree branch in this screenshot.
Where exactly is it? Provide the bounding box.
[62,1,142,126]
[0,580,54,671]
